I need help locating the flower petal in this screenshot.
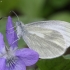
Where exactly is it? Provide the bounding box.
[5,57,26,70]
[6,16,18,48]
[0,58,5,70]
[15,48,39,66]
[0,33,5,53]
[13,59,26,70]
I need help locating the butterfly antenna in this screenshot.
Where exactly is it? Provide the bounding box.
[10,11,19,21]
[8,26,16,30]
[7,29,17,34]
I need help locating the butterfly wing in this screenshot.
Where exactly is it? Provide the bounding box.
[25,20,70,47]
[20,20,70,59]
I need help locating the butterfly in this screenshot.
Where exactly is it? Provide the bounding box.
[14,20,70,59]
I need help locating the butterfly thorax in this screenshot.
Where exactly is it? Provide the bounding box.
[16,21,28,39]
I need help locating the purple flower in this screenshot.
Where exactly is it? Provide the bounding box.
[0,16,39,70]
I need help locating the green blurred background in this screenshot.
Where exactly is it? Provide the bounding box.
[0,0,70,70]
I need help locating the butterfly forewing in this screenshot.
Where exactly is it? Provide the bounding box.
[25,20,70,47]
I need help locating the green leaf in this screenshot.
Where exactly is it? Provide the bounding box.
[37,57,70,70]
[63,54,70,59]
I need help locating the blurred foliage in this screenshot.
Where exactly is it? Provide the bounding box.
[0,0,19,16]
[48,11,70,22]
[37,57,70,70]
[18,0,45,18]
[0,0,70,70]
[49,0,69,8]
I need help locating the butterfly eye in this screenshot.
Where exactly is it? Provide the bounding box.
[16,21,22,26]
[19,22,21,25]
[16,21,20,25]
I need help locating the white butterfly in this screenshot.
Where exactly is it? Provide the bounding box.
[15,20,70,59]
